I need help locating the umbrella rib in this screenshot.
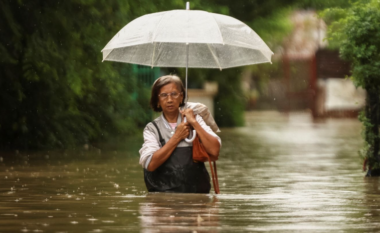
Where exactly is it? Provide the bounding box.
[210,14,224,45]
[102,49,115,62]
[151,42,157,67]
[207,44,222,70]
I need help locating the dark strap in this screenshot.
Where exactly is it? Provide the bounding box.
[213,161,220,193]
[207,159,220,194]
[151,121,166,147]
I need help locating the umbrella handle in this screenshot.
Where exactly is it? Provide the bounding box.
[183,116,196,143]
[185,129,196,143]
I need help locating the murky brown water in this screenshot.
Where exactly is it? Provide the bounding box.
[1,111,378,232]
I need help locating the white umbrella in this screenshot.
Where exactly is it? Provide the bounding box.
[102,2,273,141]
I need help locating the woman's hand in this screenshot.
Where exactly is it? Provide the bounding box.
[147,116,190,172]
[173,121,191,142]
[181,108,197,126]
[181,109,221,157]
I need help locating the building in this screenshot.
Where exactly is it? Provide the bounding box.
[246,10,365,118]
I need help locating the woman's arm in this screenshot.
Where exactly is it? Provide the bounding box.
[182,109,221,157]
[146,121,190,172]
[139,129,160,168]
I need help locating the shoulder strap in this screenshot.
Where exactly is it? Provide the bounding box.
[151,121,166,147]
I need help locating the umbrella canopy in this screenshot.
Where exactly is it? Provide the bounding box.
[102,9,273,70]
[102,4,273,143]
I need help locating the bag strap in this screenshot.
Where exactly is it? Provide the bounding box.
[213,161,220,193]
[151,121,166,147]
[196,136,220,194]
[207,159,220,194]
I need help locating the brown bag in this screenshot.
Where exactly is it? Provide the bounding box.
[192,135,220,194]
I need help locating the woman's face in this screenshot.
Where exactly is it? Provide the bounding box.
[158,82,183,115]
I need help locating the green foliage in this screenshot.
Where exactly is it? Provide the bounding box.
[0,0,159,150]
[213,69,246,127]
[323,0,380,172]
[323,0,380,86]
[296,0,361,10]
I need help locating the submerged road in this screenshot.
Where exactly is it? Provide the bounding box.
[1,111,377,232]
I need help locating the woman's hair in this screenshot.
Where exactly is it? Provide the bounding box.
[150,75,186,112]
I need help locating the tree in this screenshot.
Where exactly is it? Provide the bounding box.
[0,0,160,150]
[322,0,380,176]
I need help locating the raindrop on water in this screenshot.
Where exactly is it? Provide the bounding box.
[90,230,103,233]
[102,220,114,223]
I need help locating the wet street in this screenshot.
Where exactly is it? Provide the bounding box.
[0,111,378,232]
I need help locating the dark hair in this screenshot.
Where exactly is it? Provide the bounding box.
[150,75,186,112]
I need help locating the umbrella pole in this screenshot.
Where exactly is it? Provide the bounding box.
[183,2,196,144]
[184,43,196,143]
[185,1,190,105]
[185,43,189,104]
[183,7,196,143]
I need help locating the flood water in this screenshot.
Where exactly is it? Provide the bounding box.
[1,111,378,232]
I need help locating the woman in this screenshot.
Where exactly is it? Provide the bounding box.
[139,75,221,193]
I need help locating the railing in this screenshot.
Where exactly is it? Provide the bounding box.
[132,65,160,87]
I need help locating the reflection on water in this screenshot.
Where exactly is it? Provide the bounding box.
[1,111,379,232]
[140,193,220,232]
